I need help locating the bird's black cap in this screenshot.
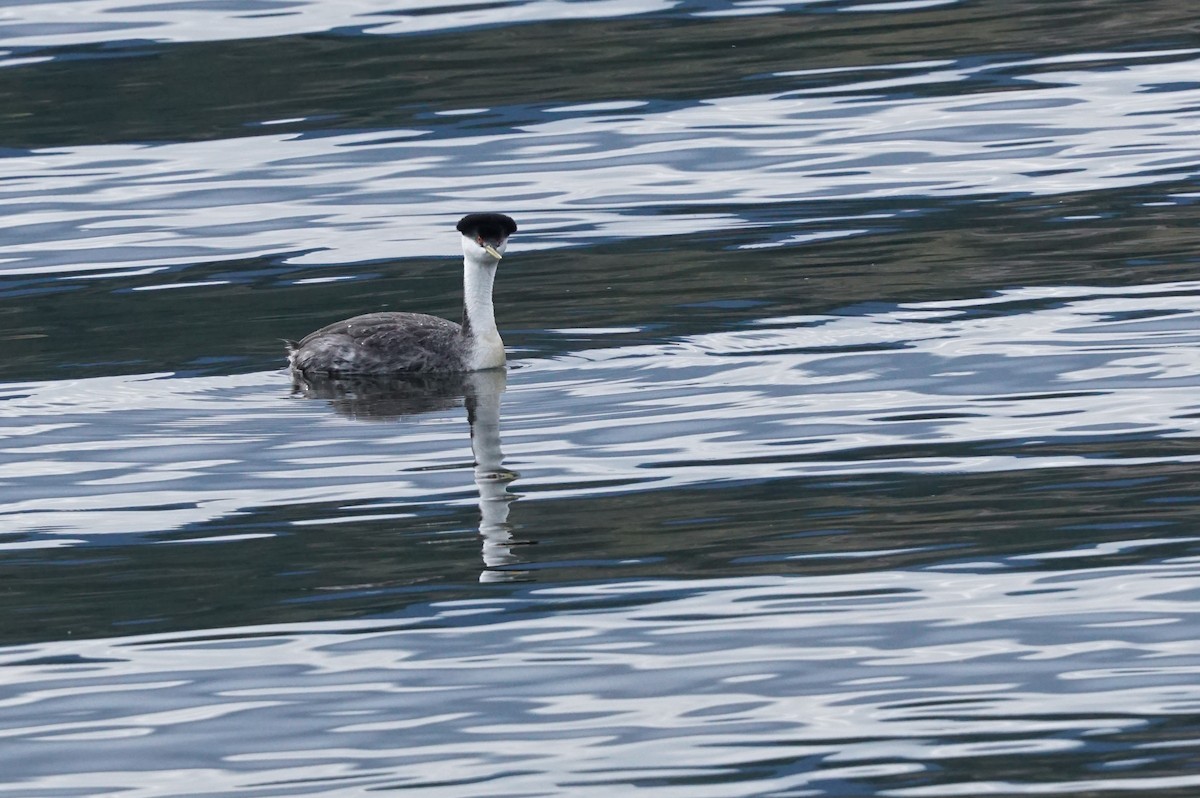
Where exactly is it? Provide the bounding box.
[457,213,517,242]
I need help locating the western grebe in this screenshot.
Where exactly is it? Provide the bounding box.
[288,213,517,375]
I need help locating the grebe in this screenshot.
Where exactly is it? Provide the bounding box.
[288,213,517,375]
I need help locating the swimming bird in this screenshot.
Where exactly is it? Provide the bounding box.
[288,213,517,375]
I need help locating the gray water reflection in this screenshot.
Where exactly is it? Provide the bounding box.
[1,562,1198,796]
[4,280,1198,545]
[0,0,675,48]
[4,275,1200,649]
[3,47,1197,282]
[4,0,1200,793]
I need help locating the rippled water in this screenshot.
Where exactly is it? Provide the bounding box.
[3,0,1200,795]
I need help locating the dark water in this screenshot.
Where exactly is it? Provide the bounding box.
[3,0,1200,794]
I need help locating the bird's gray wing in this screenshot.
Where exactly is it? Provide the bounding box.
[290,312,465,374]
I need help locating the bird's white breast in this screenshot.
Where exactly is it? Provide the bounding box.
[467,332,506,370]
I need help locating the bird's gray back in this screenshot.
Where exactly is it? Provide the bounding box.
[290,312,467,374]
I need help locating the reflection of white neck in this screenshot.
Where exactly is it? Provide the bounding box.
[465,371,525,582]
[462,245,504,370]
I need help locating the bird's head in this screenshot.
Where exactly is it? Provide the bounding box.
[458,213,518,265]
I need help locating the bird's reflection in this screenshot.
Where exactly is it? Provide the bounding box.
[291,371,467,420]
[293,369,527,581]
[463,371,527,582]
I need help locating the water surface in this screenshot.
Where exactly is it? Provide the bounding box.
[2,0,1200,795]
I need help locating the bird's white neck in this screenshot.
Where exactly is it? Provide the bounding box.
[462,253,505,370]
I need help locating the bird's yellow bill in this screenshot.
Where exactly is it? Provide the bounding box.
[483,243,503,260]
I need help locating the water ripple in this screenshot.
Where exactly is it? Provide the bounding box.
[2,280,1199,544]
[0,562,1197,795]
[5,1,1200,793]
[1,49,1197,280]
[0,0,675,48]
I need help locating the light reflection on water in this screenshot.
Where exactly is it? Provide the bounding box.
[2,50,1198,278]
[0,0,680,48]
[2,563,1199,796]
[4,0,1200,793]
[3,281,1199,543]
